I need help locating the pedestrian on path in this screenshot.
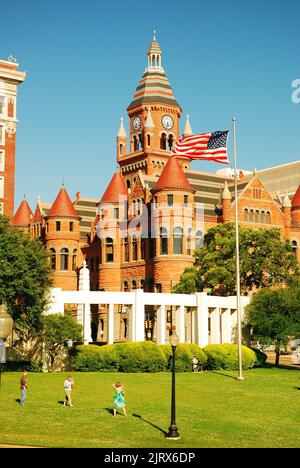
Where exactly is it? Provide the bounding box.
[20,372,28,405]
[112,381,127,416]
[64,375,74,407]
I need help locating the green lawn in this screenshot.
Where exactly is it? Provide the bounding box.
[0,368,299,448]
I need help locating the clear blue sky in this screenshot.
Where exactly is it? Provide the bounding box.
[1,0,299,211]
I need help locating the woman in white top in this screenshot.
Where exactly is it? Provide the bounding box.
[64,375,74,407]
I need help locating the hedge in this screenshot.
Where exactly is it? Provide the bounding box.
[71,342,207,373]
[203,344,267,370]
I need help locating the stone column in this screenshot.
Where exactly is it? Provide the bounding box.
[156,305,166,345]
[195,292,209,347]
[128,305,135,342]
[134,289,145,342]
[77,261,92,344]
[210,308,221,344]
[107,302,114,344]
[221,308,232,344]
[175,304,185,343]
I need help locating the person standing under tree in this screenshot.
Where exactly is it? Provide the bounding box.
[112,381,127,416]
[20,372,28,405]
[64,375,74,407]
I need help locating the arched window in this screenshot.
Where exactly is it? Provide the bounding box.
[187,228,192,256]
[160,227,168,255]
[195,230,203,250]
[249,210,254,222]
[255,210,260,223]
[140,279,145,290]
[138,133,143,150]
[119,143,123,155]
[123,281,129,292]
[60,248,69,271]
[106,238,114,263]
[72,249,77,271]
[160,133,167,150]
[132,236,138,261]
[126,179,131,189]
[133,135,139,152]
[124,237,129,262]
[132,280,137,290]
[141,237,146,260]
[261,211,265,224]
[244,209,249,222]
[168,134,174,151]
[50,248,56,270]
[266,211,271,224]
[147,134,151,146]
[173,227,183,254]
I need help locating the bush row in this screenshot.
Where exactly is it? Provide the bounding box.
[70,342,267,373]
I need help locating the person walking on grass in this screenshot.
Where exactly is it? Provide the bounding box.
[20,372,28,406]
[112,381,127,416]
[64,375,74,407]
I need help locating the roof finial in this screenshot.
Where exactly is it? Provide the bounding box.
[153,26,157,41]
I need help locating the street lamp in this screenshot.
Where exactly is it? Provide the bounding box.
[166,332,180,440]
[0,303,14,386]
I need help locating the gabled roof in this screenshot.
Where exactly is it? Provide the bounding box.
[154,157,192,191]
[100,172,128,203]
[47,186,79,218]
[13,198,33,226]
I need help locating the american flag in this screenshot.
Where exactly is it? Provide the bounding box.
[171,131,229,164]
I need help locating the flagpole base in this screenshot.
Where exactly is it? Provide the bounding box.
[236,376,245,381]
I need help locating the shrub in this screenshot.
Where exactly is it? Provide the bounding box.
[251,347,268,367]
[161,343,207,372]
[4,361,42,372]
[203,344,257,370]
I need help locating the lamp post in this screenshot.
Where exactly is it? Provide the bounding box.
[0,303,14,387]
[166,332,180,440]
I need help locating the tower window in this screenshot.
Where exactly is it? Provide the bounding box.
[69,221,74,232]
[173,227,183,254]
[72,249,77,271]
[141,238,146,260]
[60,248,69,271]
[50,248,56,270]
[132,236,138,261]
[120,144,123,155]
[160,227,168,255]
[124,237,129,262]
[147,134,151,146]
[167,194,173,207]
[160,133,167,150]
[114,207,119,220]
[133,135,139,152]
[168,134,174,151]
[56,221,61,231]
[106,238,114,263]
[184,195,188,207]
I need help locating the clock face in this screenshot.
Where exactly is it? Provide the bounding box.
[162,115,174,130]
[132,116,141,131]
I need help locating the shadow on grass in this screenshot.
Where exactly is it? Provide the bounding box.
[292,387,300,391]
[57,400,65,405]
[132,413,167,436]
[209,370,237,380]
[103,407,114,415]
[15,399,20,404]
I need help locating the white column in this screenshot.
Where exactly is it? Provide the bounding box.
[175,304,185,343]
[107,303,114,344]
[83,303,92,345]
[156,305,166,345]
[134,289,145,342]
[221,308,232,344]
[128,305,135,342]
[210,308,221,344]
[195,292,209,347]
[47,288,64,315]
[191,310,196,344]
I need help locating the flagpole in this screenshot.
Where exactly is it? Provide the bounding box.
[232,117,244,381]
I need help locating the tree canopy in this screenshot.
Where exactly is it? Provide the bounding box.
[0,216,52,335]
[174,223,299,296]
[245,287,300,365]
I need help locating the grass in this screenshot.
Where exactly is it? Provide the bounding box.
[0,367,300,448]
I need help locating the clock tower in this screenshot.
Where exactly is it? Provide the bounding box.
[117,31,190,182]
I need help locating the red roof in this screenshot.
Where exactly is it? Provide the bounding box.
[154,157,191,191]
[292,185,300,209]
[13,198,33,226]
[100,172,128,203]
[47,187,79,218]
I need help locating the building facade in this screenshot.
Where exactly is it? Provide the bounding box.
[12,35,300,342]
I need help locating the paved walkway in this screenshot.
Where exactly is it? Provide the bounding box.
[265,351,300,369]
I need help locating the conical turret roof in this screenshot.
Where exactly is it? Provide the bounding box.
[100,172,128,203]
[292,185,300,209]
[47,186,79,218]
[13,197,33,226]
[154,157,191,191]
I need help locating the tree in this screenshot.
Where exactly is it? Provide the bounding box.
[0,216,52,337]
[245,287,300,366]
[174,223,299,296]
[39,313,82,371]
